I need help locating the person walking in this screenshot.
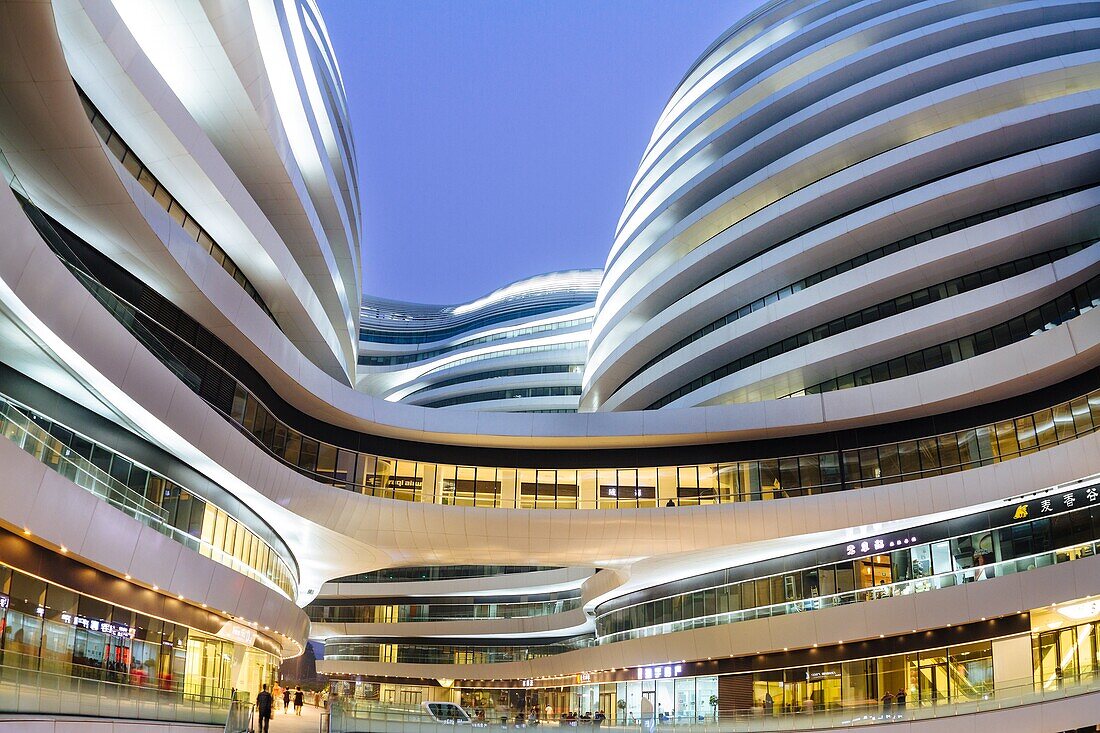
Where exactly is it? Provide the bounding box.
[294,685,304,715]
[256,684,273,733]
[282,686,291,713]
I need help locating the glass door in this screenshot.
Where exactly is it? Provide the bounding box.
[914,650,948,705]
[1039,623,1099,689]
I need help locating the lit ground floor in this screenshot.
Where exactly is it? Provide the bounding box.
[322,595,1100,726]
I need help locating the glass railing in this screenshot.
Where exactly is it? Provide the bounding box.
[0,398,295,598]
[597,539,1097,645]
[224,699,254,733]
[650,264,1100,409]
[308,597,582,624]
[328,672,1100,732]
[323,636,595,665]
[334,566,562,583]
[0,399,167,522]
[0,657,234,726]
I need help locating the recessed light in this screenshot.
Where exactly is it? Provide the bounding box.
[22,528,30,535]
[59,546,68,554]
[152,585,159,591]
[124,574,131,580]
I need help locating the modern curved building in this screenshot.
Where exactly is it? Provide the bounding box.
[582,0,1100,411]
[0,0,1097,731]
[357,270,599,412]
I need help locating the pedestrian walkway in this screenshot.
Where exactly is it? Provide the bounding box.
[258,702,323,733]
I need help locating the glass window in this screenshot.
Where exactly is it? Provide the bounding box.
[937,434,961,472]
[797,455,821,492]
[1033,409,1057,447]
[1015,415,1038,454]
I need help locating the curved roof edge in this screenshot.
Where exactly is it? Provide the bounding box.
[360,269,601,332]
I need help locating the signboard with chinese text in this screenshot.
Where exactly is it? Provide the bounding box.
[635,664,683,680]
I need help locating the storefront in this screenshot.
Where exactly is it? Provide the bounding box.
[596,484,1100,644]
[437,642,992,722]
[327,678,459,706]
[0,561,280,700]
[1032,602,1100,690]
[343,597,1096,723]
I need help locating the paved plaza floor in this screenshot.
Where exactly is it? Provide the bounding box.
[254,702,323,733]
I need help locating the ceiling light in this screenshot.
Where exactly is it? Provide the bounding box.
[1058,601,1100,620]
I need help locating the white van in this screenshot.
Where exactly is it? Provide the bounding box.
[422,701,471,725]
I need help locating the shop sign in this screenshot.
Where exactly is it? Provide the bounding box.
[0,594,8,610]
[521,679,535,688]
[216,620,257,646]
[806,668,840,681]
[59,612,135,638]
[599,486,657,500]
[845,534,917,558]
[1011,485,1099,522]
[365,476,423,490]
[635,664,682,680]
[575,672,591,683]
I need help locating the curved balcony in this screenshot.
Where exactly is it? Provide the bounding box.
[0,393,296,598]
[22,198,1100,510]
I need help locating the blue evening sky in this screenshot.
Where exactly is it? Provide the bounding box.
[319,0,761,304]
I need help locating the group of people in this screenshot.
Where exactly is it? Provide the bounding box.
[254,683,308,732]
[880,688,907,714]
[559,710,608,726]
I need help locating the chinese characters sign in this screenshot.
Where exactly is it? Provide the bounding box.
[1011,485,1099,522]
[845,535,918,558]
[636,664,683,680]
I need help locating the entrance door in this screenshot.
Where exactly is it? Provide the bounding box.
[600,691,615,721]
[1037,626,1098,689]
[916,661,947,704]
